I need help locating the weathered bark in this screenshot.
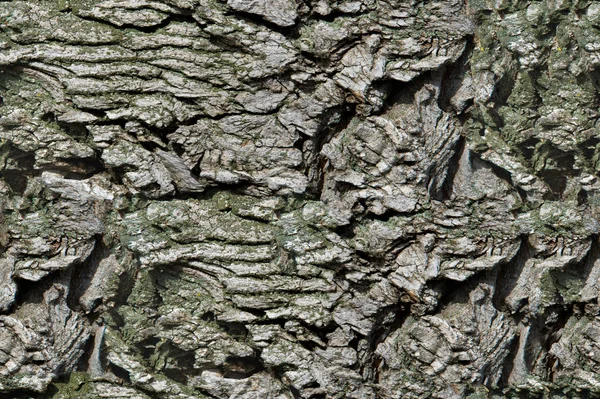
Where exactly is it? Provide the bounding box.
[0,0,599,398]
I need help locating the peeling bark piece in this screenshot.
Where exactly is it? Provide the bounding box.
[227,0,298,27]
[0,258,16,313]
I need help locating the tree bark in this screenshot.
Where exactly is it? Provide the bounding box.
[0,0,599,397]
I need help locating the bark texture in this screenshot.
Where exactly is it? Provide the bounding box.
[0,0,599,398]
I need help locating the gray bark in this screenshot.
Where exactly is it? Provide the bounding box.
[0,0,599,398]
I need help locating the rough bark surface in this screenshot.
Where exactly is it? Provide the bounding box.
[0,0,599,398]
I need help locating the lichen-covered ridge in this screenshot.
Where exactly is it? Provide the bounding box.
[0,0,600,398]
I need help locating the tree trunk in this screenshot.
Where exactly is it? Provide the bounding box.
[0,0,598,397]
